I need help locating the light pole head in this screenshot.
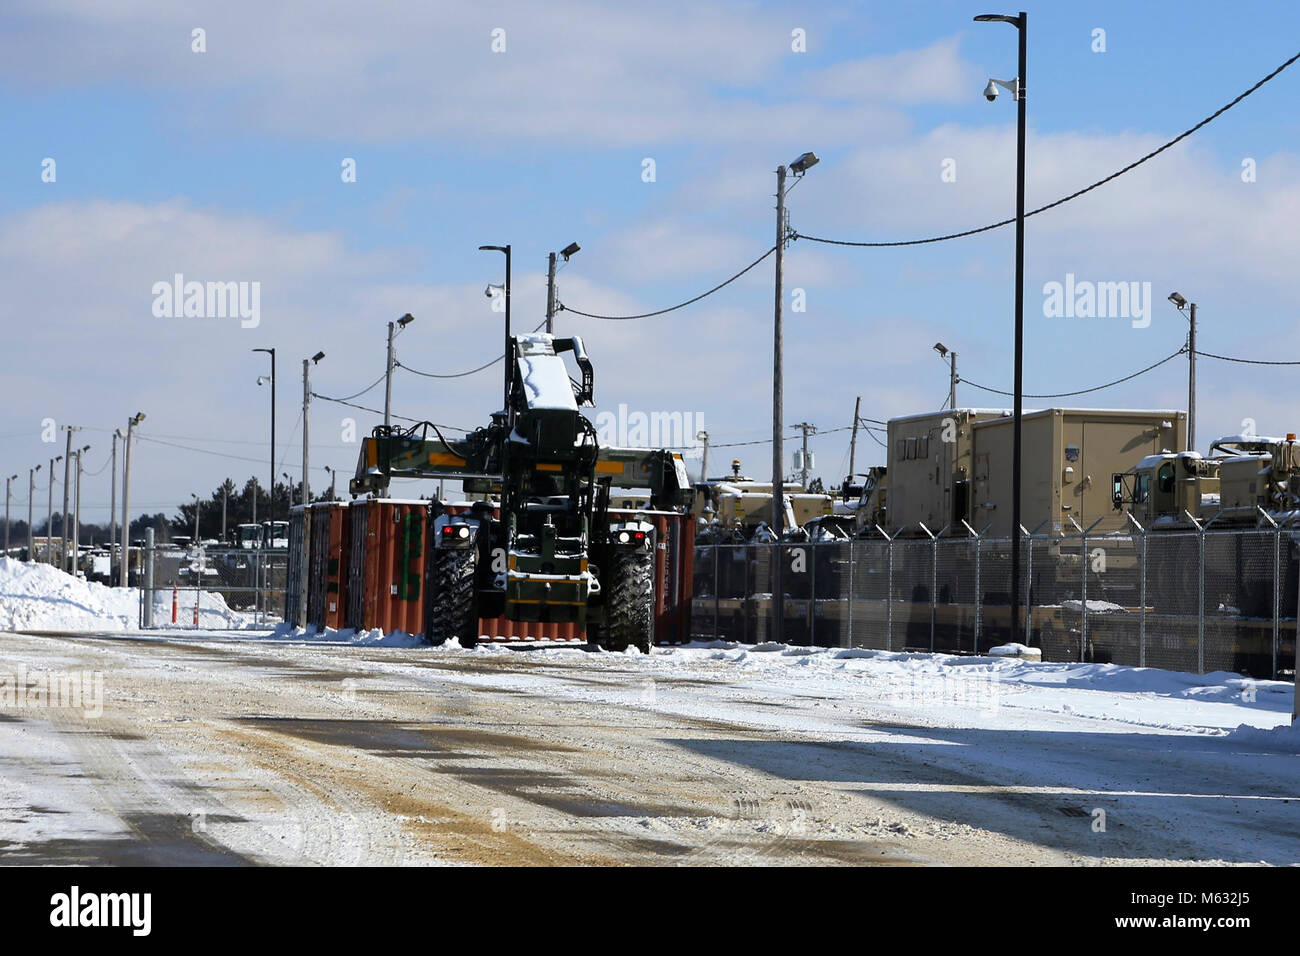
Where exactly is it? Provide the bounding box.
[1168,291,1188,309]
[130,412,146,425]
[933,342,949,358]
[974,13,1023,27]
[790,151,819,175]
[397,313,414,328]
[560,242,581,261]
[311,351,325,364]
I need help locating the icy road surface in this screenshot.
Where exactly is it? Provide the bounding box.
[0,629,1295,866]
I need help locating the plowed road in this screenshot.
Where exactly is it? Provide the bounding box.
[0,631,1295,865]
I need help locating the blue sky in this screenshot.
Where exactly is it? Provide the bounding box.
[3,0,1299,524]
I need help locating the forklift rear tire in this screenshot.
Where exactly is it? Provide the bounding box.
[428,545,478,648]
[606,549,654,654]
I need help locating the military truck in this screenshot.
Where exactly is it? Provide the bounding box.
[1113,433,1300,617]
[693,459,833,542]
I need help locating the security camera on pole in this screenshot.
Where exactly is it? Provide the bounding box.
[974,9,1028,639]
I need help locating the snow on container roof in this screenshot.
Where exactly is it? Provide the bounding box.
[516,336,577,412]
[888,407,1183,427]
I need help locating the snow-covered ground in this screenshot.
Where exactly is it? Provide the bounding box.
[0,557,261,631]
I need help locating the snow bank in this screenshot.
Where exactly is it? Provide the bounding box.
[265,623,427,648]
[1225,719,1300,751]
[0,557,258,632]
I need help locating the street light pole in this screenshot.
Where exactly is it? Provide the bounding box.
[120,412,144,588]
[254,348,276,527]
[771,151,819,644]
[4,474,16,557]
[479,245,512,412]
[110,430,122,560]
[61,427,75,571]
[299,352,324,627]
[976,10,1028,640]
[545,243,579,336]
[28,465,39,561]
[73,446,88,570]
[773,162,788,644]
[1166,293,1197,451]
[384,313,414,428]
[48,455,61,566]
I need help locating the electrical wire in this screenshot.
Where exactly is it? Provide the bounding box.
[795,47,1300,248]
[1195,349,1300,366]
[551,48,1300,323]
[397,318,549,379]
[961,347,1186,398]
[311,371,388,404]
[559,245,778,321]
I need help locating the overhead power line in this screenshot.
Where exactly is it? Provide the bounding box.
[397,319,549,379]
[559,245,778,321]
[962,348,1186,399]
[554,47,1300,324]
[312,372,388,403]
[1195,348,1300,366]
[795,47,1300,248]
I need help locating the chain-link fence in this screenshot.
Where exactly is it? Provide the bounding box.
[691,526,1299,679]
[137,538,288,629]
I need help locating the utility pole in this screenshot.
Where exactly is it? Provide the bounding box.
[27,465,39,561]
[4,474,16,557]
[120,412,144,588]
[546,251,558,335]
[221,481,229,541]
[48,455,61,566]
[61,426,76,571]
[192,494,201,545]
[1188,302,1197,451]
[697,430,710,483]
[794,422,816,489]
[72,448,87,573]
[848,396,862,488]
[300,353,323,626]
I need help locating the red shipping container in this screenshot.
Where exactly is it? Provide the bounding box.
[347,498,430,635]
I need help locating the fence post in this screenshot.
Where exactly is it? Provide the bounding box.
[809,541,817,646]
[962,520,981,654]
[1272,521,1282,681]
[1023,523,1040,648]
[845,539,854,649]
[1186,511,1205,674]
[878,525,894,652]
[712,545,719,641]
[1128,513,1146,668]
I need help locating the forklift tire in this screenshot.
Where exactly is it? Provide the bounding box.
[606,549,654,654]
[428,545,478,648]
